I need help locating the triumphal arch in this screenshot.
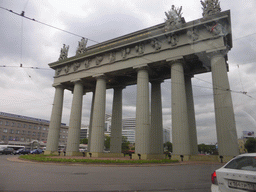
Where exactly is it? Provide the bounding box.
[45,0,239,161]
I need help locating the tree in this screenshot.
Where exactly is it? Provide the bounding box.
[104,135,110,150]
[198,143,217,154]
[80,138,88,144]
[122,136,130,153]
[164,141,172,152]
[245,138,256,153]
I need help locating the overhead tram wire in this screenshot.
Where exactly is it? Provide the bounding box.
[1,5,255,100]
[0,6,99,44]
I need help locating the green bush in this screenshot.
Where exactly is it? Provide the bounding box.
[19,155,178,164]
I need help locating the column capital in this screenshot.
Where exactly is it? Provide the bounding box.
[52,83,64,88]
[206,48,229,59]
[112,85,126,90]
[93,74,106,80]
[71,79,83,84]
[166,56,184,65]
[150,79,164,84]
[133,64,149,71]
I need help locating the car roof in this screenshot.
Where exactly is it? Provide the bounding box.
[236,153,256,157]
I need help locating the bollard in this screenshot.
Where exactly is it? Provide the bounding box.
[180,155,184,162]
[138,154,141,160]
[220,155,223,163]
[89,153,92,158]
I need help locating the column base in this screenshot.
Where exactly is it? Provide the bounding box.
[66,151,83,156]
[86,152,123,158]
[44,150,59,155]
[171,155,190,162]
[172,155,235,163]
[132,154,166,160]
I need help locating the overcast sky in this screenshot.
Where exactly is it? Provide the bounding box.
[1,0,256,144]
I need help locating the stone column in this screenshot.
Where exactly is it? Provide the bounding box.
[185,75,198,155]
[89,75,107,155]
[209,50,239,158]
[134,66,150,157]
[150,80,164,155]
[171,59,190,157]
[45,84,64,155]
[66,80,84,156]
[110,86,124,154]
[87,91,95,152]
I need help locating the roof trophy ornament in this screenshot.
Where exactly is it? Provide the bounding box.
[164,5,183,32]
[201,0,221,18]
[76,37,88,55]
[59,44,69,61]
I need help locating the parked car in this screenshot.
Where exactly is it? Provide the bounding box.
[14,148,31,155]
[30,149,43,154]
[0,148,14,155]
[211,153,256,192]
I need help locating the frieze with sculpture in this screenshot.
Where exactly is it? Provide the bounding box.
[187,28,199,42]
[150,39,161,51]
[73,62,81,71]
[84,59,91,68]
[54,1,228,77]
[64,64,71,74]
[135,43,145,54]
[166,33,179,46]
[96,55,103,65]
[121,47,131,59]
[109,52,116,63]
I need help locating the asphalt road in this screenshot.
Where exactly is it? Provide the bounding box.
[0,155,222,192]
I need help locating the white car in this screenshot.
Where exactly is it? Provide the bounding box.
[211,153,256,192]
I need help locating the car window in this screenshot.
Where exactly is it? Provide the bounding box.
[225,156,256,171]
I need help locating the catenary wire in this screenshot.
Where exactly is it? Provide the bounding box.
[1,5,256,100]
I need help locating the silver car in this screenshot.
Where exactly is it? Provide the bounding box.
[211,153,256,192]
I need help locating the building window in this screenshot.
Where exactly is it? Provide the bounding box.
[5,121,9,126]
[17,123,21,128]
[22,130,26,135]
[9,136,12,141]
[43,127,46,131]
[16,130,20,134]
[20,137,24,141]
[37,132,41,136]
[0,121,2,125]
[32,132,36,136]
[42,133,45,137]
[3,128,7,133]
[10,129,14,134]
[28,131,31,135]
[34,126,37,130]
[26,138,30,142]
[14,137,19,141]
[29,125,32,129]
[63,130,66,133]
[23,124,27,128]
[2,135,6,140]
[11,122,15,127]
